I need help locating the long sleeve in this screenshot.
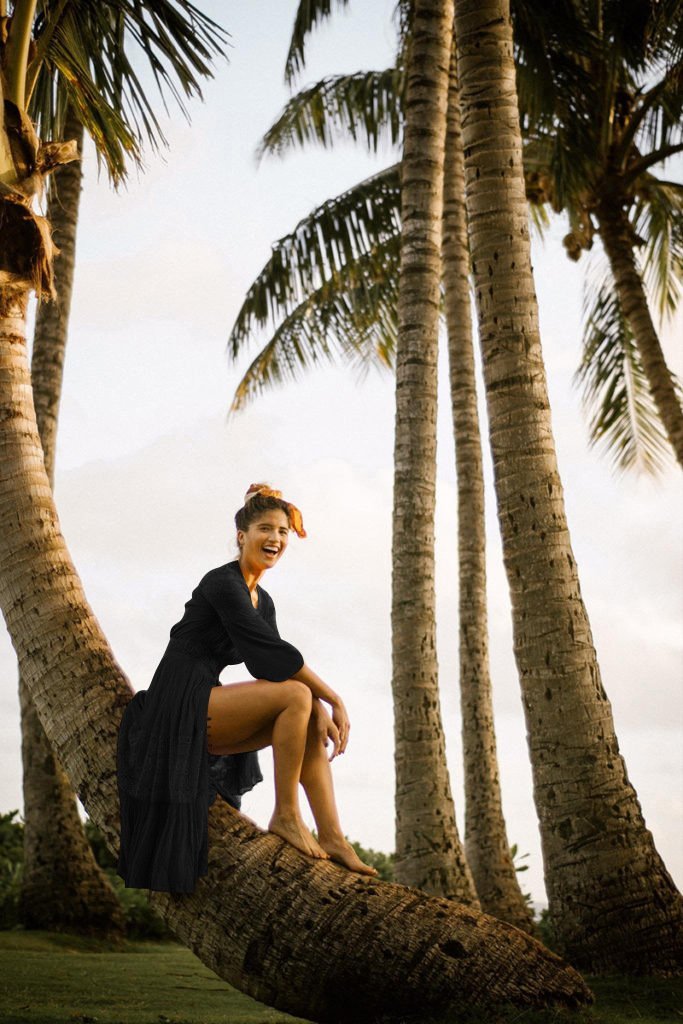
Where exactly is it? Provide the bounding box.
[199,569,304,682]
[262,593,281,636]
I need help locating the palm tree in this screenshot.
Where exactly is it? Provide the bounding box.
[0,1,594,1015]
[513,0,683,470]
[17,0,233,932]
[442,40,535,933]
[18,100,126,937]
[453,0,683,973]
[389,0,479,903]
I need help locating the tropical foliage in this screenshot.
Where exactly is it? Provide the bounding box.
[23,0,229,184]
[514,0,683,470]
[229,0,682,475]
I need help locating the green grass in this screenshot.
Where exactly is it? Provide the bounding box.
[0,930,311,1024]
[0,929,681,1024]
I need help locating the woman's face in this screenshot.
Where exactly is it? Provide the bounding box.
[238,509,290,568]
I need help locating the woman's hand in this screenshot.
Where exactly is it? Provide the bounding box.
[330,698,350,755]
[312,698,346,761]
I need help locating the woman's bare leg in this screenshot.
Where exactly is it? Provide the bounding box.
[299,715,378,876]
[206,679,328,859]
[266,684,329,859]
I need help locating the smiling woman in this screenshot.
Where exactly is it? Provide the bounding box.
[116,482,377,894]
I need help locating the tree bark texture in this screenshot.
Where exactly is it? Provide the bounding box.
[0,284,593,1019]
[18,105,125,937]
[441,42,535,935]
[454,0,683,975]
[19,676,125,937]
[30,103,84,487]
[597,203,683,469]
[391,0,478,906]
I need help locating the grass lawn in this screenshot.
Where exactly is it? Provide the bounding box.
[0,930,311,1024]
[0,929,681,1024]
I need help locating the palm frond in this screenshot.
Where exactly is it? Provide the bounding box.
[575,265,674,474]
[617,56,683,161]
[641,0,683,67]
[258,68,404,160]
[527,194,551,238]
[228,164,401,351]
[227,253,398,415]
[284,0,351,85]
[28,0,229,184]
[633,173,683,321]
[601,0,654,71]
[512,0,596,134]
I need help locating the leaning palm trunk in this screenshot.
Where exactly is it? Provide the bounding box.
[391,0,477,903]
[454,0,683,974]
[0,291,594,1024]
[18,104,125,937]
[441,44,535,935]
[597,202,683,468]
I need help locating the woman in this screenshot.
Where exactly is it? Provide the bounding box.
[116,482,376,893]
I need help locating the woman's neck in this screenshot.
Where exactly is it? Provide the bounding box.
[236,556,263,594]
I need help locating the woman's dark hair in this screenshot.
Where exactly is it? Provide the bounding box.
[234,490,292,554]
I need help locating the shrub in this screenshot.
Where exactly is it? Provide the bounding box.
[0,809,172,939]
[83,817,174,940]
[0,810,24,929]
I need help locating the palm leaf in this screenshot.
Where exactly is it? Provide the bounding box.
[227,249,398,414]
[638,79,683,158]
[617,55,683,160]
[512,0,597,135]
[228,164,400,351]
[633,173,683,321]
[284,0,351,85]
[575,265,675,474]
[28,0,229,184]
[258,68,404,160]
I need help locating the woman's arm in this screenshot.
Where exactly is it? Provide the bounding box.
[259,592,349,748]
[290,661,340,707]
[200,570,304,682]
[291,663,350,754]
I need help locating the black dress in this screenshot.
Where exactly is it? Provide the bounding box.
[116,558,304,894]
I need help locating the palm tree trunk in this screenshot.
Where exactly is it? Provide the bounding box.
[18,104,125,938]
[19,680,125,937]
[31,105,84,485]
[597,202,683,468]
[391,0,477,904]
[441,42,536,935]
[454,0,683,974]
[0,286,593,1022]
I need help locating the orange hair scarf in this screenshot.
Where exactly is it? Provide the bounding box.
[244,483,307,538]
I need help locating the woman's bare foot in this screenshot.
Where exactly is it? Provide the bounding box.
[317,831,379,876]
[268,811,331,861]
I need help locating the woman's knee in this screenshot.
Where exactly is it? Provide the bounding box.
[281,678,312,710]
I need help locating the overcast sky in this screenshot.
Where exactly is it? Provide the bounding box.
[0,0,681,910]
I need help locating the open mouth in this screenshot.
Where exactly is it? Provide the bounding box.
[262,547,279,557]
